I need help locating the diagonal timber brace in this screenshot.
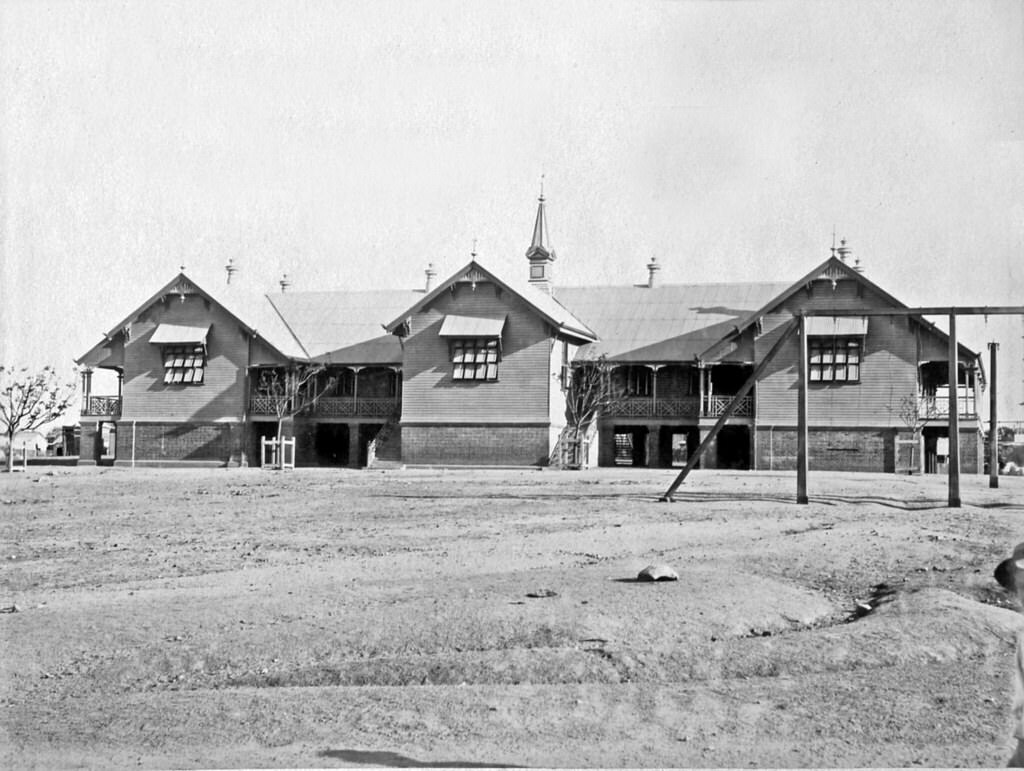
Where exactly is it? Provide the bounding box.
[661,317,799,502]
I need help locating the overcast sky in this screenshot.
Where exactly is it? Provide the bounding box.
[2,0,1022,420]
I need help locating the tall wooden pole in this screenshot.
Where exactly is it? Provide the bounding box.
[797,314,809,504]
[989,342,999,489]
[947,313,961,508]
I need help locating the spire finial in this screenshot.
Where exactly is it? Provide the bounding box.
[539,173,545,202]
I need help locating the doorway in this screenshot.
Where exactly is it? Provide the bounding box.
[716,425,750,470]
[314,424,350,466]
[613,426,648,466]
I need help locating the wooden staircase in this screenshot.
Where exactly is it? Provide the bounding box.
[367,419,402,469]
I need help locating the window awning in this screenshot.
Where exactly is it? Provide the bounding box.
[149,324,210,345]
[805,316,868,337]
[438,314,506,338]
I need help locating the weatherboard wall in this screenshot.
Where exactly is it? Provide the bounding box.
[753,279,919,428]
[119,294,249,422]
[399,281,555,425]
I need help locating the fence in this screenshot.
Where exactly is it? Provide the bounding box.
[260,436,295,470]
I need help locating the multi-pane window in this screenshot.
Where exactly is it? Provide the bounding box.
[162,344,206,384]
[451,339,500,381]
[808,337,861,382]
[625,365,653,396]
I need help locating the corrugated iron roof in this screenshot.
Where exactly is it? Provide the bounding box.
[555,281,792,362]
[268,289,424,363]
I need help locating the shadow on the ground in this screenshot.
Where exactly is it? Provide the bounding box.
[658,489,997,511]
[319,749,522,768]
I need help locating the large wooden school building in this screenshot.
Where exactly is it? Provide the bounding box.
[76,197,984,472]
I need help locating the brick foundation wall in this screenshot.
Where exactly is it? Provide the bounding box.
[755,428,895,472]
[115,422,243,465]
[78,422,100,465]
[755,427,982,474]
[402,424,550,466]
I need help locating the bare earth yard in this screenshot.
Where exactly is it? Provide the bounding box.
[1,466,1023,769]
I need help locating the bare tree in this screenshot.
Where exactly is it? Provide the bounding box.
[254,364,336,448]
[889,393,926,473]
[561,353,627,466]
[0,366,77,472]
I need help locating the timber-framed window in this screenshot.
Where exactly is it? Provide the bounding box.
[808,337,861,383]
[623,365,653,396]
[162,344,206,384]
[451,338,500,381]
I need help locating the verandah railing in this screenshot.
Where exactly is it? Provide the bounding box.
[605,395,752,419]
[249,395,400,419]
[82,395,121,416]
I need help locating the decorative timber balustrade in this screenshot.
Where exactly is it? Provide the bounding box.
[606,394,752,419]
[249,395,400,419]
[918,394,977,420]
[82,395,121,417]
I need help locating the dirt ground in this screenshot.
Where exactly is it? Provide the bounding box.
[1,466,1023,769]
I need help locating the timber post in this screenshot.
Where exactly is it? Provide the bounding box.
[989,341,999,489]
[948,313,960,507]
[797,313,809,504]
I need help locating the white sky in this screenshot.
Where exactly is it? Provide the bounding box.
[2,0,1022,421]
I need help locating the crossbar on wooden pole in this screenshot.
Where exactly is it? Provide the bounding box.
[661,317,799,502]
[800,307,1024,317]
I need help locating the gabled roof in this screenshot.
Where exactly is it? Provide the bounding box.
[725,256,981,362]
[268,289,422,364]
[76,272,303,367]
[556,281,790,362]
[384,259,597,344]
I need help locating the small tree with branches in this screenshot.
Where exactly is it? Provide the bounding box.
[889,393,927,473]
[254,364,336,466]
[1,366,78,472]
[561,353,627,467]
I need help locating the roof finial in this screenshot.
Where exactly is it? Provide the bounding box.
[279,273,291,293]
[471,239,478,259]
[830,226,837,258]
[225,258,237,285]
[646,256,660,288]
[836,238,851,264]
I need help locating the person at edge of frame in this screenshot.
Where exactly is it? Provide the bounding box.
[995,543,1024,767]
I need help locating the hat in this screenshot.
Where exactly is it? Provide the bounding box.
[994,542,1024,591]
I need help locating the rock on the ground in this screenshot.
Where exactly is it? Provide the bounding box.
[637,564,678,582]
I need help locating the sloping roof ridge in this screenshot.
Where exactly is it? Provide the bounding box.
[384,258,597,341]
[272,287,419,298]
[75,271,302,365]
[724,256,981,360]
[263,294,312,360]
[555,279,787,290]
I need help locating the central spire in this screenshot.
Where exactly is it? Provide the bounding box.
[526,181,556,293]
[528,193,550,259]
